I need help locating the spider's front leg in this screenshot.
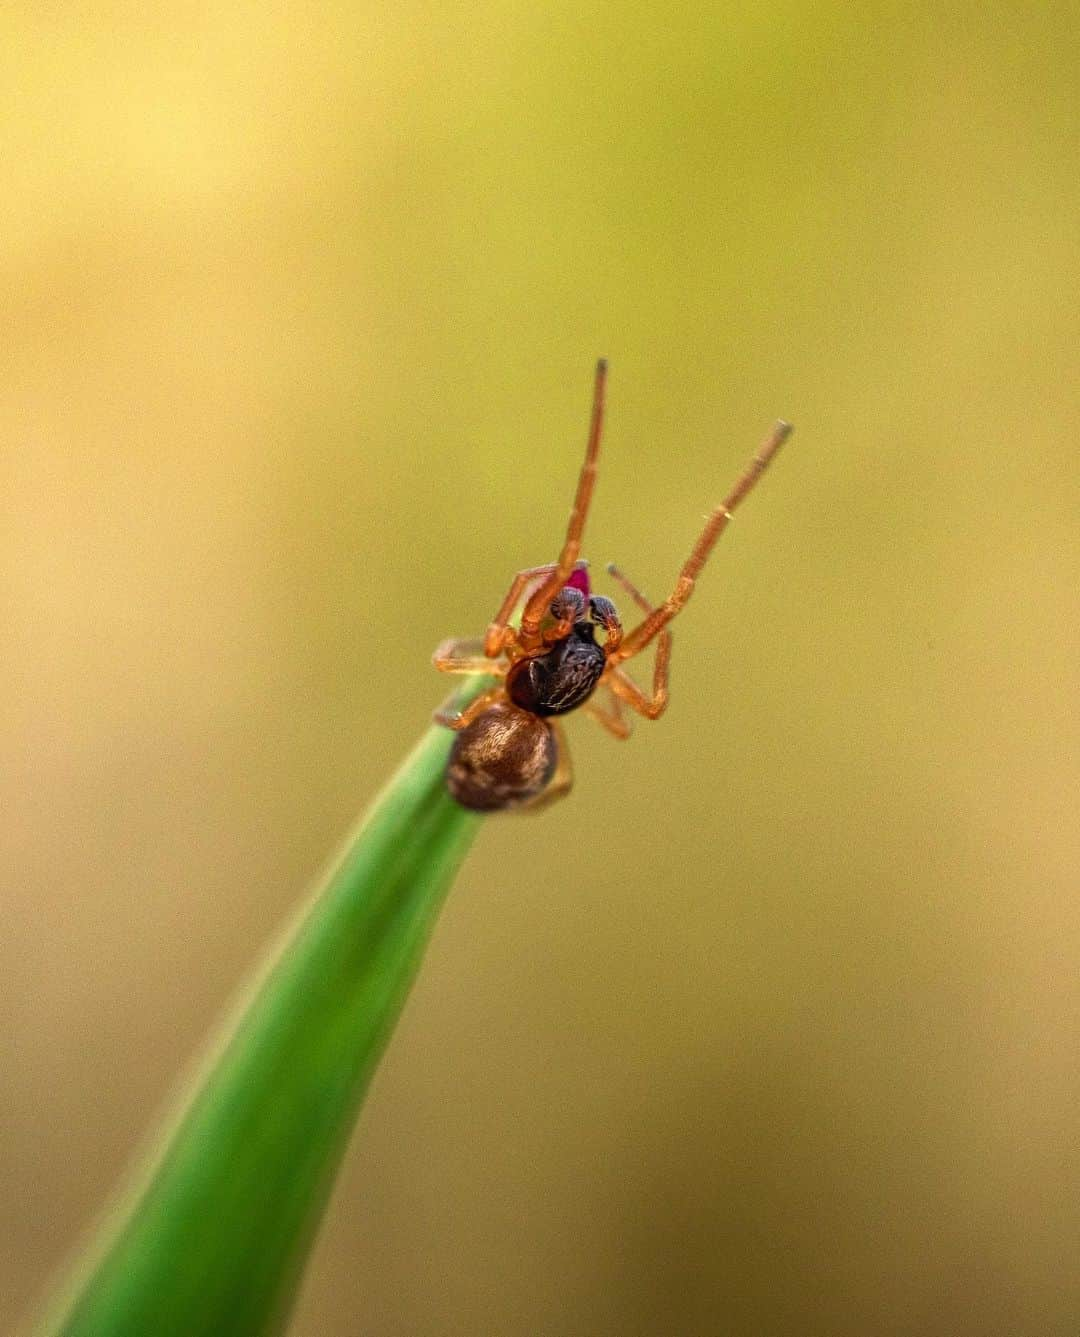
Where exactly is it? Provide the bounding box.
[483,564,558,658]
[483,560,591,658]
[519,360,607,649]
[610,419,792,665]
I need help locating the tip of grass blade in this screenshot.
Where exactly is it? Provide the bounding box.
[39,694,491,1337]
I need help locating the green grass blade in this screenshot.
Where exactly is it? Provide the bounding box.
[40,708,485,1337]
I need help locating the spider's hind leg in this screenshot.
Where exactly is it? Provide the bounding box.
[433,637,509,676]
[433,685,505,730]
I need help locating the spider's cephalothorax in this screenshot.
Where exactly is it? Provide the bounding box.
[432,359,792,813]
[505,591,619,717]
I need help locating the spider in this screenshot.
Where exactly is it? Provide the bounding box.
[432,359,791,812]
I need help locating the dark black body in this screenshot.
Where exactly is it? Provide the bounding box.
[505,622,606,716]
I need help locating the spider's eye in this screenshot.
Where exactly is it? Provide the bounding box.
[550,586,586,621]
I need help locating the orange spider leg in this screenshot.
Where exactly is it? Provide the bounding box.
[598,562,673,721]
[484,564,556,658]
[606,653,671,720]
[610,419,792,665]
[581,684,632,740]
[606,561,659,617]
[433,685,506,730]
[518,359,607,650]
[483,561,590,659]
[433,638,509,676]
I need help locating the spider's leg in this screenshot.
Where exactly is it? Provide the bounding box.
[581,683,632,740]
[599,563,672,721]
[484,561,590,658]
[605,654,671,721]
[610,419,792,665]
[605,562,655,617]
[433,637,509,676]
[519,359,607,650]
[433,686,505,730]
[484,564,557,658]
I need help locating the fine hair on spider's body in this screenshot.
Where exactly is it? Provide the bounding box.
[432,359,791,812]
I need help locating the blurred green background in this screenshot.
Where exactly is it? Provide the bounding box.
[3,3,1078,1334]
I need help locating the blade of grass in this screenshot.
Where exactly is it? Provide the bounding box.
[40,689,490,1337]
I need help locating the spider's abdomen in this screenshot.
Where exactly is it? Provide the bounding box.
[506,624,606,717]
[446,702,557,811]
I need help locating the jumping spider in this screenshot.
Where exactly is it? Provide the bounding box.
[432,360,791,812]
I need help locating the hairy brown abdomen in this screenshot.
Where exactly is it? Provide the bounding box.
[445,702,556,812]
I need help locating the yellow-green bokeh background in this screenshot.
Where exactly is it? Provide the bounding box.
[3,5,1078,1334]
